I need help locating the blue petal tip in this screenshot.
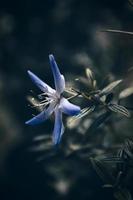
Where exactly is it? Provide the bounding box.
[49,54,54,61]
[25,119,33,125]
[25,120,34,126]
[27,70,32,76]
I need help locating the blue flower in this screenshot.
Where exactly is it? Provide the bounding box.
[25,54,81,145]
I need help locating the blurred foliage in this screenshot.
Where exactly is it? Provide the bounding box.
[0,0,133,199]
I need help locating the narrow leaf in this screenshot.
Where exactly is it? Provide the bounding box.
[90,158,115,184]
[102,29,133,36]
[100,80,122,96]
[119,87,133,99]
[70,105,95,123]
[114,188,132,200]
[108,103,130,117]
[85,68,94,81]
[103,156,124,164]
[88,111,111,133]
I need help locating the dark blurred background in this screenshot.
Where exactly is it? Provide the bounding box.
[0,0,133,199]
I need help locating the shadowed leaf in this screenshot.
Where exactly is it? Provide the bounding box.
[122,139,133,159]
[108,104,130,117]
[128,0,133,7]
[70,105,95,123]
[102,156,124,164]
[114,188,132,200]
[105,93,114,104]
[90,158,115,184]
[88,111,111,133]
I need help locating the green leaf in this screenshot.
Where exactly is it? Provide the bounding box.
[114,188,132,200]
[119,87,133,99]
[85,68,94,81]
[102,156,124,164]
[88,111,111,133]
[100,80,122,96]
[85,68,97,89]
[108,103,130,117]
[70,105,95,122]
[90,158,115,184]
[123,140,133,159]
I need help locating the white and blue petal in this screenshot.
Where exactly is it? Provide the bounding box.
[27,70,55,94]
[25,102,55,125]
[60,98,81,116]
[52,108,64,145]
[49,54,65,95]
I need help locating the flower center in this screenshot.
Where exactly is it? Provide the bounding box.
[34,91,60,109]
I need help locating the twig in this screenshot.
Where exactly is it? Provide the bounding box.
[101,29,133,36]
